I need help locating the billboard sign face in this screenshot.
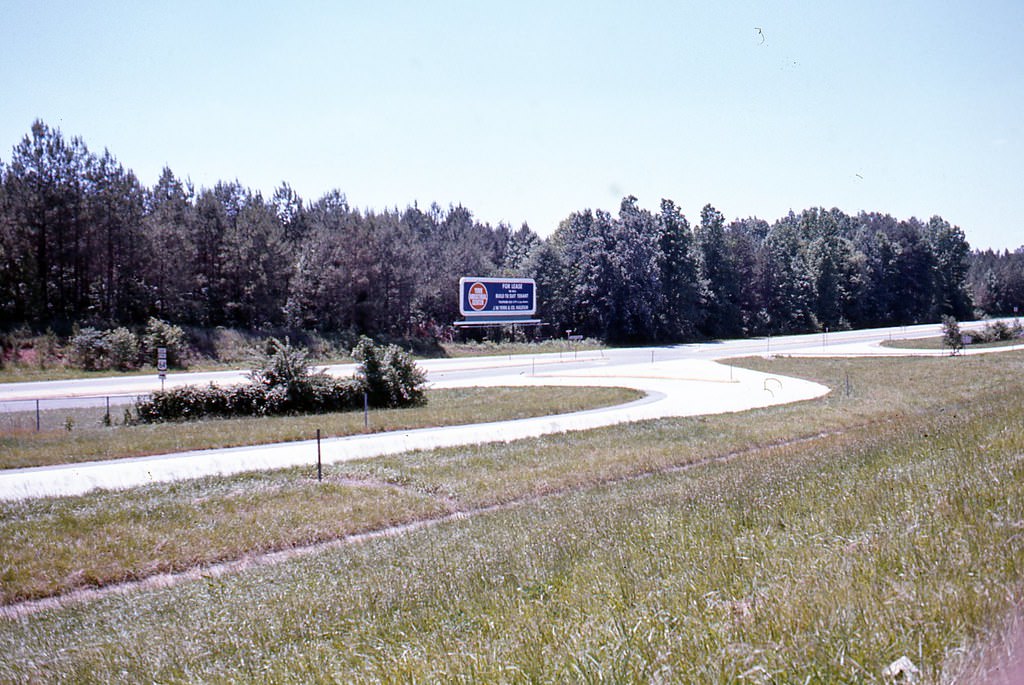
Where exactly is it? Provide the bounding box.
[459,277,536,317]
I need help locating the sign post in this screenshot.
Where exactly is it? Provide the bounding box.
[157,347,167,391]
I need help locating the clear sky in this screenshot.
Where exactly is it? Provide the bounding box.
[2,1,1022,250]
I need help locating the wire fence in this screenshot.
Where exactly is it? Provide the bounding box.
[0,394,149,433]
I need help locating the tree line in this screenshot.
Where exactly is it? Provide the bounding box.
[1,120,1020,345]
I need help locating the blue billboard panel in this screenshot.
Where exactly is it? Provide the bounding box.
[459,277,536,317]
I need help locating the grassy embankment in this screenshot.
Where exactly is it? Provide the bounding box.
[1,352,1023,681]
[881,336,1023,351]
[0,386,638,470]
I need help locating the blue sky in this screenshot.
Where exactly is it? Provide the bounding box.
[2,1,1022,249]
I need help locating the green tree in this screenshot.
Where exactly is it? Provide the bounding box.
[890,218,936,323]
[801,208,860,329]
[524,238,570,336]
[762,215,816,333]
[272,182,308,244]
[852,216,901,326]
[608,196,661,343]
[926,216,972,319]
[501,223,540,276]
[190,188,230,325]
[143,167,195,322]
[367,211,421,337]
[2,120,91,329]
[84,150,148,324]
[695,204,742,338]
[726,217,768,334]
[566,209,618,339]
[657,199,701,340]
[221,191,291,328]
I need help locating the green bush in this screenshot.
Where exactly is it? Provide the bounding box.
[70,327,110,370]
[941,316,963,355]
[142,318,186,367]
[249,338,311,391]
[135,376,364,422]
[352,336,427,408]
[106,327,140,370]
[135,338,371,422]
[70,326,141,370]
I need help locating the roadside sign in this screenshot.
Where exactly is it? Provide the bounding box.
[459,277,536,317]
[157,347,167,379]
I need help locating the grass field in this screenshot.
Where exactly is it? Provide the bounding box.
[1,352,1023,681]
[881,336,1023,350]
[0,386,639,470]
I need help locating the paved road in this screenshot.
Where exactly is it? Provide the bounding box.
[0,357,829,500]
[1,319,1020,501]
[0,319,969,409]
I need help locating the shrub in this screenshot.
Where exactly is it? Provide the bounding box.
[135,338,423,422]
[352,336,427,408]
[303,374,363,413]
[136,340,364,422]
[941,316,963,355]
[249,338,312,392]
[70,326,140,371]
[106,327,140,370]
[142,318,186,367]
[70,327,110,370]
[135,375,365,422]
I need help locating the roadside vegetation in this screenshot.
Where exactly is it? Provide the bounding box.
[0,386,640,470]
[134,337,425,423]
[2,352,1023,681]
[436,337,603,358]
[882,336,1023,351]
[882,317,1024,351]
[0,324,604,384]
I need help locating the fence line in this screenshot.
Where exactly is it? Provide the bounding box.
[0,394,151,433]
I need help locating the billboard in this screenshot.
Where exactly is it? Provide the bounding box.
[459,277,536,317]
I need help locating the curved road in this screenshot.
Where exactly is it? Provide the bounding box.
[1,320,1020,500]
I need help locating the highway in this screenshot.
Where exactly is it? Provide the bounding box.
[0,320,957,410]
[1,319,1021,500]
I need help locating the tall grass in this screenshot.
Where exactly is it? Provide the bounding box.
[1,352,1023,681]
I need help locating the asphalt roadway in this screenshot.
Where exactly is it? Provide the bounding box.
[1,320,1021,500]
[0,321,967,408]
